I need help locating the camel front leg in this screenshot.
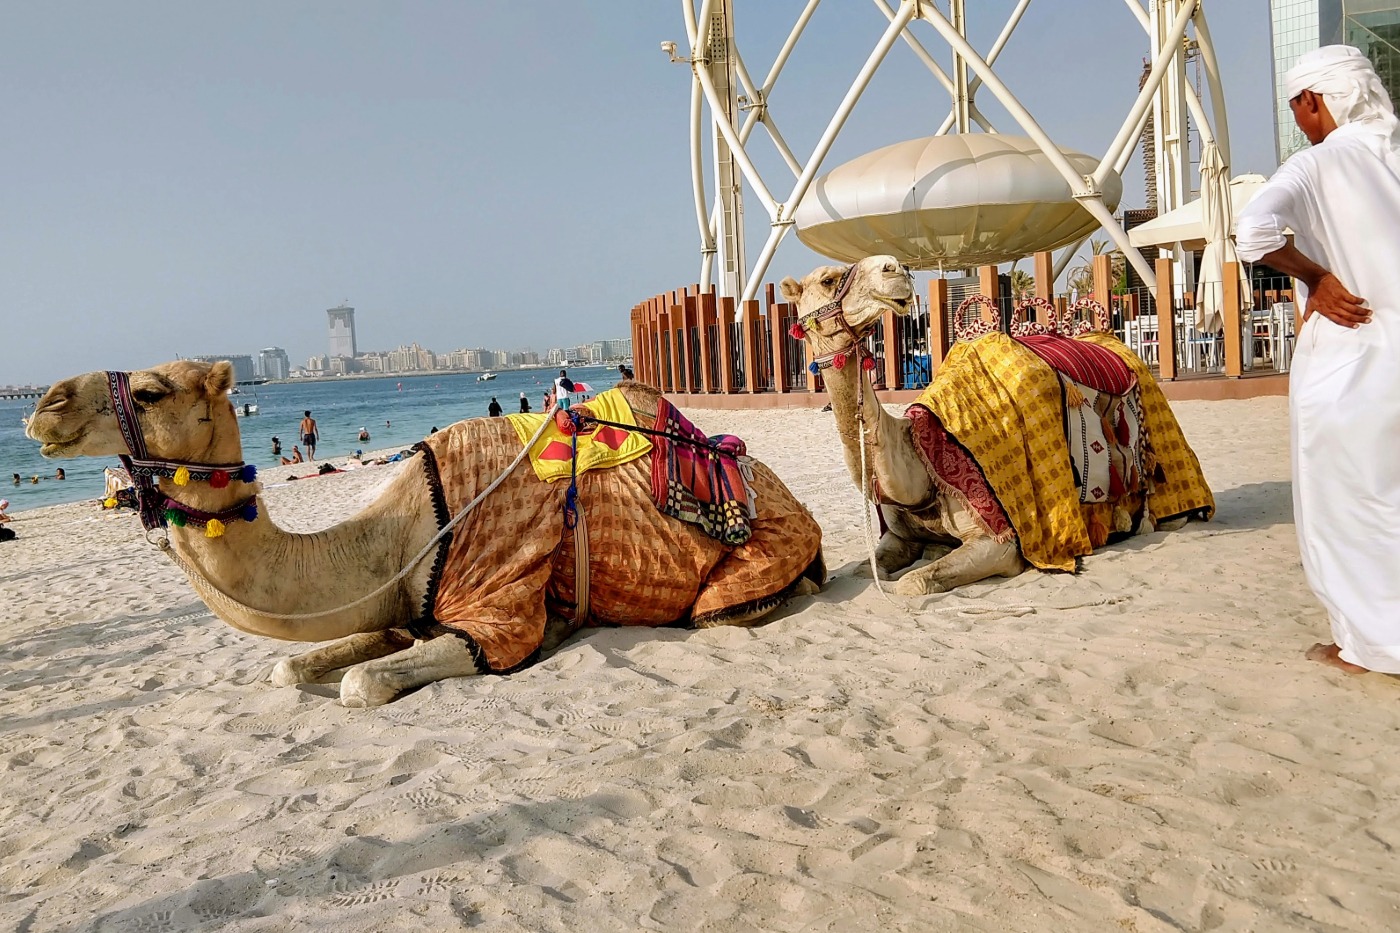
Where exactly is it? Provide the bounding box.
[270,629,416,687]
[339,633,484,708]
[894,536,1025,596]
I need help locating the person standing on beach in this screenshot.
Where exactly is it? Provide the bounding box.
[1236,45,1400,675]
[299,411,319,462]
[519,392,530,413]
[488,397,502,417]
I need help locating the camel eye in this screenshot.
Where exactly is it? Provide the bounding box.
[821,276,836,288]
[133,388,169,406]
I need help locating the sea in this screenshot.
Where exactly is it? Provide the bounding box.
[1,365,620,514]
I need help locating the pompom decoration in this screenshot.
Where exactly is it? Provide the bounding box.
[831,353,847,371]
[165,509,186,527]
[808,361,820,374]
[861,356,877,372]
[240,464,257,482]
[788,322,806,339]
[241,501,259,522]
[204,519,225,539]
[103,498,118,509]
[173,466,191,486]
[209,470,230,489]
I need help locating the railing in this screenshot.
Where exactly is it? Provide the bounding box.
[627,261,1290,397]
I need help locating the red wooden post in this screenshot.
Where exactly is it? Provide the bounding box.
[668,299,685,394]
[717,295,736,393]
[742,299,762,394]
[928,278,952,375]
[881,307,899,390]
[656,305,673,392]
[681,294,699,393]
[1155,258,1177,381]
[769,303,788,393]
[1223,261,1244,378]
[698,289,716,393]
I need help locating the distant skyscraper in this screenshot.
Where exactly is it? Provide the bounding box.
[257,347,291,381]
[189,354,256,384]
[327,304,357,359]
[1271,1,1400,161]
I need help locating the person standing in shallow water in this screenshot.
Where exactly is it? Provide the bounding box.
[519,392,530,413]
[299,411,319,461]
[487,397,502,417]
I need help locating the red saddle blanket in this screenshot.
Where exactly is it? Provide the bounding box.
[650,398,755,546]
[1016,334,1136,396]
[905,404,1014,542]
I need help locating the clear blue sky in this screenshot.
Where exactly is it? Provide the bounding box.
[1,2,1274,385]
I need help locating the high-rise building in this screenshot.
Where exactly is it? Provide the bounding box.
[1271,1,1400,161]
[189,354,256,384]
[327,304,357,360]
[257,347,290,381]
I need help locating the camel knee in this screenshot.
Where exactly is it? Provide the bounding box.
[874,533,924,574]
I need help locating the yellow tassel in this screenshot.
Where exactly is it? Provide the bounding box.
[1113,505,1134,533]
[1062,380,1087,409]
[173,466,191,486]
[204,519,225,538]
[103,497,118,509]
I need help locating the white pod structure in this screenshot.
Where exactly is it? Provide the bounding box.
[793,134,1123,270]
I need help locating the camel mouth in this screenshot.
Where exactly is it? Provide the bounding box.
[39,439,81,458]
[878,293,913,316]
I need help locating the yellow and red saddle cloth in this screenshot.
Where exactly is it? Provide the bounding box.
[506,388,652,482]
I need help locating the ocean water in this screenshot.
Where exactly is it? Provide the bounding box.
[1,365,620,514]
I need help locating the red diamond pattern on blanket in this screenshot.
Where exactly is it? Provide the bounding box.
[539,440,574,461]
[1092,486,1104,499]
[1091,440,1104,453]
[593,426,629,450]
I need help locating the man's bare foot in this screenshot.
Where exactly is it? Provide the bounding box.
[1305,642,1370,674]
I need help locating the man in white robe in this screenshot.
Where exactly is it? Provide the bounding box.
[1236,45,1400,674]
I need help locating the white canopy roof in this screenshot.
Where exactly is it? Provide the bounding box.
[1126,174,1272,249]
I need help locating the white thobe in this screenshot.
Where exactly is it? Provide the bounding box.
[1237,121,1400,672]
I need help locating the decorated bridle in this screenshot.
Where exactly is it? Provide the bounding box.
[106,370,258,538]
[787,264,880,374]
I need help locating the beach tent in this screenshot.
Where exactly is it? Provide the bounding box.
[1126,173,1272,250]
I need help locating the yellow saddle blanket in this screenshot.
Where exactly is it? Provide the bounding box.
[506,388,652,483]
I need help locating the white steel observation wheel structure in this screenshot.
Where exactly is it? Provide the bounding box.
[666,0,1232,309]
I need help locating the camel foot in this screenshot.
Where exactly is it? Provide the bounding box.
[1155,516,1188,533]
[1305,642,1369,674]
[791,577,821,598]
[894,574,948,597]
[339,667,401,708]
[270,658,309,687]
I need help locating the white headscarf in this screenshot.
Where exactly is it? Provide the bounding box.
[1284,44,1400,143]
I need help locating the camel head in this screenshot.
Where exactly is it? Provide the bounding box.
[779,255,913,347]
[27,360,242,463]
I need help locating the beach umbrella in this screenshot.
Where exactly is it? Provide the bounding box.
[1125,173,1271,249]
[1194,142,1251,332]
[571,381,595,395]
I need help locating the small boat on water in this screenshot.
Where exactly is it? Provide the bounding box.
[477,372,497,382]
[229,388,259,416]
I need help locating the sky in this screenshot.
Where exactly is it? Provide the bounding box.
[1,1,1276,386]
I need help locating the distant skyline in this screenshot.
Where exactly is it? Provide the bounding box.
[2,2,1275,385]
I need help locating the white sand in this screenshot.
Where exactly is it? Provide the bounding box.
[3,397,1399,932]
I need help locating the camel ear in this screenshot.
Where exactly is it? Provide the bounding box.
[204,361,235,397]
[779,276,803,302]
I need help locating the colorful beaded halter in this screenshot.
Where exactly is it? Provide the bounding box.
[106,370,258,538]
[786,265,879,373]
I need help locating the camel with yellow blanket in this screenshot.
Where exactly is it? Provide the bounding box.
[782,256,1214,596]
[26,364,823,706]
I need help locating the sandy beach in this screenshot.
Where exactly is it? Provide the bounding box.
[3,396,1398,932]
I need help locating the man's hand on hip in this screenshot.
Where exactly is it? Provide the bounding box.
[1306,273,1371,327]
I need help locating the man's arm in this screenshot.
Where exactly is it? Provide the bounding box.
[1256,242,1371,328]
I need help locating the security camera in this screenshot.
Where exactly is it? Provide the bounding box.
[660,40,677,56]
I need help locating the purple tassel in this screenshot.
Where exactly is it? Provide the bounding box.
[242,501,259,522]
[240,464,257,482]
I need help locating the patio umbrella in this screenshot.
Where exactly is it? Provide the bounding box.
[1125,173,1271,249]
[1194,142,1252,332]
